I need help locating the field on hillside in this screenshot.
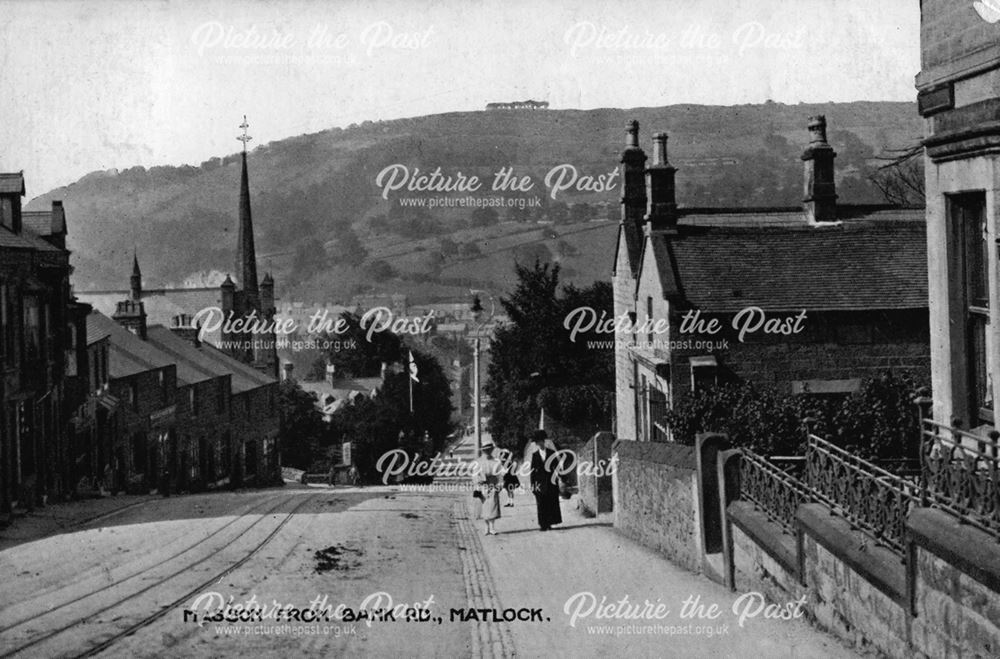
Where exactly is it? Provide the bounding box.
[27,101,923,302]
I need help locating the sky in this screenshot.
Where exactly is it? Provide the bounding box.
[0,0,921,196]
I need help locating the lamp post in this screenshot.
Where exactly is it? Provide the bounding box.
[469,291,495,457]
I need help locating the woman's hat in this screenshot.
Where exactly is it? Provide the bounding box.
[481,441,495,451]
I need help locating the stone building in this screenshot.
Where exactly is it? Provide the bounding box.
[88,311,179,493]
[88,303,281,493]
[0,172,91,517]
[612,120,930,442]
[917,0,1000,430]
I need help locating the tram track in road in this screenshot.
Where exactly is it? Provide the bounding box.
[0,493,282,632]
[0,491,323,659]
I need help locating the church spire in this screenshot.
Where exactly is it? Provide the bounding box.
[130,251,142,301]
[236,115,259,301]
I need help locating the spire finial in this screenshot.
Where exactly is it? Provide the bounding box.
[238,115,252,153]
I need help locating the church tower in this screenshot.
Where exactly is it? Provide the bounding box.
[220,116,278,378]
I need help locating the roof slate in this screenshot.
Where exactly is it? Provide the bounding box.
[647,217,927,312]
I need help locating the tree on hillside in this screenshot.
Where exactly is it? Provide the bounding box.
[366,259,396,282]
[547,201,570,224]
[514,242,553,265]
[439,237,459,258]
[485,261,614,450]
[569,202,593,223]
[459,242,482,258]
[470,207,500,228]
[506,205,531,223]
[330,228,368,267]
[290,240,327,283]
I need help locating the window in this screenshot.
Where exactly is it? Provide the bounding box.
[951,193,992,423]
[216,379,226,414]
[648,385,669,441]
[690,355,718,393]
[189,388,198,416]
[128,383,138,408]
[23,295,40,360]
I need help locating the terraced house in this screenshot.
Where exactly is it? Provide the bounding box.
[612,119,930,442]
[88,290,281,494]
[0,172,91,518]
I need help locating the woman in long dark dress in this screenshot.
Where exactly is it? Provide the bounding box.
[528,430,562,531]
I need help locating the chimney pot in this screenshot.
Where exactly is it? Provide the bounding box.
[626,120,640,148]
[644,131,678,233]
[652,133,669,166]
[801,115,837,223]
[807,115,829,145]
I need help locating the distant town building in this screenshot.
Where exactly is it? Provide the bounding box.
[485,100,550,110]
[612,120,930,442]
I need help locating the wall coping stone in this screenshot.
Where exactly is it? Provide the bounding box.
[908,507,1000,595]
[797,503,907,607]
[613,439,696,469]
[728,501,799,578]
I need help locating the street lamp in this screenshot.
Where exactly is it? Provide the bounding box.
[469,291,495,457]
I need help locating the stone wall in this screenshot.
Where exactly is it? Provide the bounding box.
[613,439,701,573]
[725,489,1000,658]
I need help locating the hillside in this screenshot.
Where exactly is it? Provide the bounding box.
[27,101,923,302]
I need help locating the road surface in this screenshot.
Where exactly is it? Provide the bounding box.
[1,475,862,658]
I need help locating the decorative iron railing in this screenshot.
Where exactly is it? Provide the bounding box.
[804,433,921,554]
[919,418,1000,541]
[737,450,811,536]
[734,411,1000,556]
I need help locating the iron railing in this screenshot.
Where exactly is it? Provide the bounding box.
[738,449,811,535]
[804,433,921,554]
[919,418,1000,541]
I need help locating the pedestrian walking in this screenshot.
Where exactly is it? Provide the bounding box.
[476,441,502,535]
[527,429,562,531]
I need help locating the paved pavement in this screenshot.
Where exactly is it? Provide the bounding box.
[448,434,862,659]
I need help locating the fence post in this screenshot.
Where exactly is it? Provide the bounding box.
[913,391,932,507]
[695,432,730,557]
[717,448,742,591]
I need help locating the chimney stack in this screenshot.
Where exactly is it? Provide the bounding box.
[645,132,678,233]
[170,313,201,346]
[801,115,837,223]
[621,120,648,232]
[49,201,66,248]
[112,299,147,340]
